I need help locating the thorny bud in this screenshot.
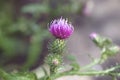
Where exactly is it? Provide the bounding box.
[89,32,97,40]
[52,58,60,66]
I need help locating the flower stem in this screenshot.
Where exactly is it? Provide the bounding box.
[112,76,117,80]
[80,59,100,71]
[51,65,120,79]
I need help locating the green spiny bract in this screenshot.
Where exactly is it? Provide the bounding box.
[45,54,63,74]
[48,39,65,55]
[45,54,62,67]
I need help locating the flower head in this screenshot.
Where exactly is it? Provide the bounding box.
[49,18,74,39]
[89,32,97,40]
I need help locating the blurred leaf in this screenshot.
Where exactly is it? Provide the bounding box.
[22,26,49,70]
[67,54,80,71]
[66,54,76,62]
[70,62,80,71]
[100,45,120,63]
[0,33,16,57]
[0,69,37,80]
[22,4,50,15]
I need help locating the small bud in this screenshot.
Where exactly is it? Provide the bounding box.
[52,58,59,66]
[89,32,97,40]
[89,33,112,48]
[49,18,74,39]
[45,54,62,66]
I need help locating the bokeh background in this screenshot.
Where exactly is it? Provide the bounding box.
[0,0,120,80]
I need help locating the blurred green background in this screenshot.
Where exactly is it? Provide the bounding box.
[0,0,83,71]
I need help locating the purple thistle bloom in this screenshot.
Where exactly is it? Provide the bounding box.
[49,18,74,39]
[89,32,97,40]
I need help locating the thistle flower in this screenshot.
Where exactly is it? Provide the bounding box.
[49,18,74,39]
[89,32,97,40]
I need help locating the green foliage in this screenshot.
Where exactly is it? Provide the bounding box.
[66,54,76,62]
[67,55,80,71]
[0,0,50,70]
[22,4,50,15]
[0,69,37,80]
[92,34,112,48]
[91,33,120,62]
[48,39,65,54]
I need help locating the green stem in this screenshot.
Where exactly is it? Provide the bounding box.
[50,66,57,75]
[80,59,100,71]
[51,65,120,79]
[112,76,117,80]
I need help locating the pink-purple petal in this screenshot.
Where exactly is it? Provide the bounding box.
[49,18,74,39]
